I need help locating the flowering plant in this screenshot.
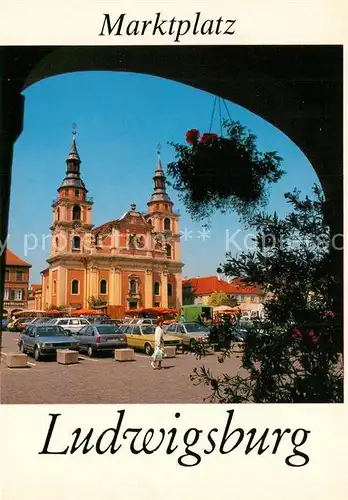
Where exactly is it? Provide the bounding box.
[167,120,284,221]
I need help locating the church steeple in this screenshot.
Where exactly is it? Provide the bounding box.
[147,145,172,211]
[59,131,87,192]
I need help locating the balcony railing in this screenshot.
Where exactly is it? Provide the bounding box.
[52,196,94,205]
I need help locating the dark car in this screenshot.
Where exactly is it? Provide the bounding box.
[74,324,127,357]
[1,318,9,330]
[18,324,79,361]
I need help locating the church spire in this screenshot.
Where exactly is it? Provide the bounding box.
[147,144,172,206]
[59,127,87,191]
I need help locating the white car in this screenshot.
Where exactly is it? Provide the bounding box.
[47,317,91,334]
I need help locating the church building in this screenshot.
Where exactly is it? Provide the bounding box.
[39,133,184,317]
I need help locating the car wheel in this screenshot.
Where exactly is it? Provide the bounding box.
[87,346,94,358]
[34,346,41,361]
[144,343,153,356]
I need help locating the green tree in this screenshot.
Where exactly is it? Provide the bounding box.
[190,185,343,403]
[88,296,107,308]
[208,291,236,307]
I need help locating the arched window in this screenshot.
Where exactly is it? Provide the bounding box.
[55,236,59,251]
[167,283,173,297]
[164,218,171,231]
[71,279,79,294]
[154,282,160,296]
[72,236,81,250]
[100,279,107,294]
[72,205,81,220]
[166,244,172,258]
[57,207,60,221]
[75,189,79,198]
[130,279,137,294]
[148,218,152,226]
[53,280,57,295]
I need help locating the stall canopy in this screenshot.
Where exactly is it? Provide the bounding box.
[213,305,235,313]
[125,307,177,316]
[71,308,104,316]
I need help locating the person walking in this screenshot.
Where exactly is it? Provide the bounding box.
[151,317,165,370]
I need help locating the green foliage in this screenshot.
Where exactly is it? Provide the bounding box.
[88,296,107,308]
[167,120,284,222]
[47,304,66,311]
[191,185,343,403]
[208,291,237,307]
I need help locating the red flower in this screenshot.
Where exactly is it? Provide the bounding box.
[186,129,200,145]
[200,132,219,144]
[292,328,302,339]
[308,330,319,343]
[324,310,335,318]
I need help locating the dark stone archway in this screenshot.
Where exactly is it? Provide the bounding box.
[0,45,343,325]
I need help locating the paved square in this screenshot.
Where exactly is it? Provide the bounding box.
[1,331,245,404]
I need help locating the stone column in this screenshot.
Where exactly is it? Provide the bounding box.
[175,273,183,311]
[115,268,122,305]
[57,267,65,307]
[0,83,24,329]
[144,269,153,308]
[112,228,120,253]
[161,270,168,308]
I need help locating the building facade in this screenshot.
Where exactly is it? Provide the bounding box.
[3,249,31,316]
[183,276,263,306]
[39,134,184,316]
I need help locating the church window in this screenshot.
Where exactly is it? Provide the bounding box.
[130,279,137,295]
[75,189,79,198]
[55,237,59,251]
[57,208,60,221]
[164,217,171,230]
[167,283,173,297]
[53,280,57,296]
[166,244,172,258]
[71,279,79,294]
[64,189,69,197]
[72,205,81,220]
[72,236,81,250]
[100,279,107,295]
[154,282,160,296]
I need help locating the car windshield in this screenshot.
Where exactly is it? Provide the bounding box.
[36,326,67,337]
[185,323,210,333]
[141,326,156,334]
[96,325,120,335]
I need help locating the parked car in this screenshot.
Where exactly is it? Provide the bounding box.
[47,317,90,334]
[127,318,158,326]
[7,317,34,332]
[165,322,210,349]
[122,324,182,355]
[1,318,9,330]
[74,324,127,357]
[18,324,79,361]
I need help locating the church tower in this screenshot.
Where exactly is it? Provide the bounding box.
[51,131,94,257]
[146,146,181,262]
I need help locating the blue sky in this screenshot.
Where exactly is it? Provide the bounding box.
[9,71,320,284]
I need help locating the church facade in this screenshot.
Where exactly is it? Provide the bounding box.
[39,134,184,316]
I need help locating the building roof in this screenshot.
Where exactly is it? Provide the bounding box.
[31,284,42,292]
[5,249,31,267]
[183,276,262,296]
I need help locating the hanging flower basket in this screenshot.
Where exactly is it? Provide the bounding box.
[167,120,284,220]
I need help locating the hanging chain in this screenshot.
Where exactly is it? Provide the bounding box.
[209,96,217,133]
[208,95,232,136]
